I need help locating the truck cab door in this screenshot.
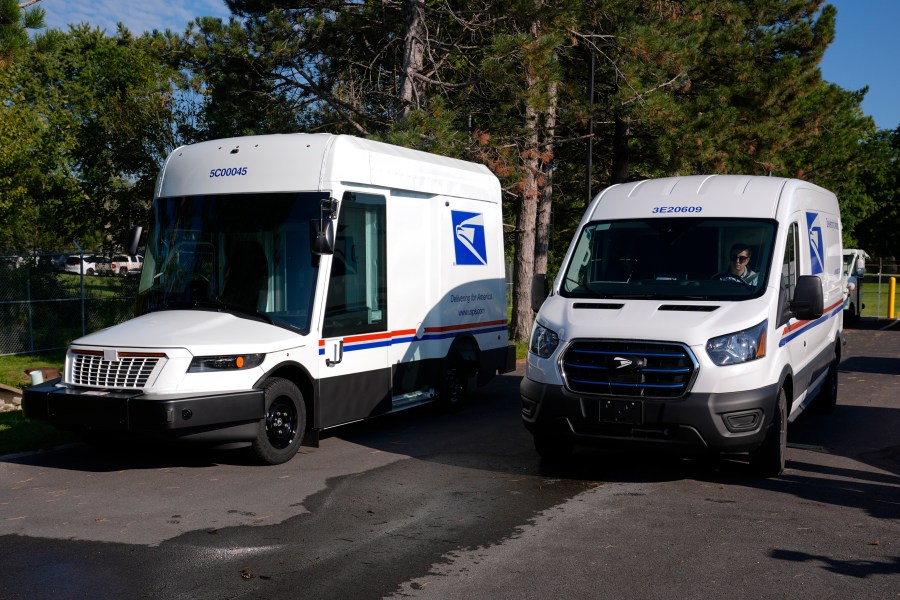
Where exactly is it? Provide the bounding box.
[318,192,391,428]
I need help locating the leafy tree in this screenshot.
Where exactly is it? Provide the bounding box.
[0,0,44,69]
[0,25,181,252]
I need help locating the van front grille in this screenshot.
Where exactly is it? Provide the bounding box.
[70,353,161,389]
[561,340,696,398]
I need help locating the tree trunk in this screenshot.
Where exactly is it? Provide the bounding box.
[511,101,541,343]
[399,0,426,119]
[534,77,557,278]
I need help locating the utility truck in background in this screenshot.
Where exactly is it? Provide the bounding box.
[24,134,515,464]
[841,248,869,323]
[522,175,843,477]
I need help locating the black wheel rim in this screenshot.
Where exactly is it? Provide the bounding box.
[266,397,297,449]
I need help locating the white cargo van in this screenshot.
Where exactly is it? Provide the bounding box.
[522,175,843,476]
[842,248,869,323]
[24,134,515,464]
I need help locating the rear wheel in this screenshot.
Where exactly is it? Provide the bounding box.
[812,356,838,414]
[252,378,305,465]
[749,387,787,477]
[436,354,468,412]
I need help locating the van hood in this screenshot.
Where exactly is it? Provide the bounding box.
[537,294,770,348]
[72,310,302,355]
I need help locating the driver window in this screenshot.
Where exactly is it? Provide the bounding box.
[323,192,387,338]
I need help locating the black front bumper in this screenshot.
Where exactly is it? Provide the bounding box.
[22,379,265,443]
[520,376,779,454]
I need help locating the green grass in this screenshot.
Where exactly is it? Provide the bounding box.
[860,279,900,318]
[0,351,72,455]
[0,410,77,456]
[0,350,66,389]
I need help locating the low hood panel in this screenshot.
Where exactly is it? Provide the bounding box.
[73,310,301,355]
[538,295,770,348]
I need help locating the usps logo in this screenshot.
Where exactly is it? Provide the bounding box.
[452,211,488,265]
[806,211,824,275]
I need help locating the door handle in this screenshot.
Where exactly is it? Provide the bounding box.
[326,340,344,367]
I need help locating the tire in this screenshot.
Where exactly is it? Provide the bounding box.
[845,304,860,325]
[86,268,94,276]
[252,378,305,465]
[749,387,787,477]
[119,267,128,276]
[812,356,838,414]
[534,433,574,462]
[436,354,468,412]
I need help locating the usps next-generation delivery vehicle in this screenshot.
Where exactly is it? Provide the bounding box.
[24,134,515,464]
[522,175,843,477]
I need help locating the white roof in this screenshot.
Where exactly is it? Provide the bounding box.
[589,175,835,220]
[157,133,501,202]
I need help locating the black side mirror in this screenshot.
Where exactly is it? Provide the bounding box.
[790,275,824,320]
[311,197,338,256]
[531,274,548,313]
[311,219,335,255]
[126,226,143,256]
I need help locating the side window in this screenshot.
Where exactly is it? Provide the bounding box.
[322,192,387,338]
[778,223,799,325]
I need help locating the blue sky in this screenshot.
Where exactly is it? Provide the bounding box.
[37,0,898,131]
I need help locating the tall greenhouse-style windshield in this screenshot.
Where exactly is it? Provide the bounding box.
[136,192,327,333]
[561,218,777,301]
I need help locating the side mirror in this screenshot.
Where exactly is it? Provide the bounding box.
[531,274,548,313]
[311,197,338,256]
[311,219,335,255]
[790,275,824,320]
[126,226,143,256]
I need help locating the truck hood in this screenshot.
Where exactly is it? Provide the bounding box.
[537,294,770,348]
[72,310,302,355]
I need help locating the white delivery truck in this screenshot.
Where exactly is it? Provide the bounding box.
[841,248,869,323]
[24,133,515,464]
[522,175,843,477]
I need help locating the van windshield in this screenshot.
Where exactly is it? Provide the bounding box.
[560,218,777,301]
[136,192,327,333]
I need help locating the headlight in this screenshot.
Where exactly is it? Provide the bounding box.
[529,323,560,359]
[706,321,767,366]
[188,353,265,372]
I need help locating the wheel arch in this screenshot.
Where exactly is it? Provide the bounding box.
[257,361,315,434]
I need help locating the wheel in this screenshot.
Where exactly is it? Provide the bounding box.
[845,303,860,325]
[252,378,305,465]
[812,356,838,414]
[749,387,787,477]
[119,267,128,276]
[436,354,468,412]
[534,433,574,462]
[86,268,95,275]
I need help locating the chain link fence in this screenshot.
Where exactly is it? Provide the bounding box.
[0,252,139,356]
[864,258,900,318]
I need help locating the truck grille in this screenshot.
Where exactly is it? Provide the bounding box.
[562,340,696,398]
[70,351,162,389]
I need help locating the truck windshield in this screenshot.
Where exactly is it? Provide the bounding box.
[560,218,777,301]
[136,192,327,333]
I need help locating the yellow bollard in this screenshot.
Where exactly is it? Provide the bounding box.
[891,277,897,318]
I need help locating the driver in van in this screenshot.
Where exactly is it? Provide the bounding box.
[714,242,758,285]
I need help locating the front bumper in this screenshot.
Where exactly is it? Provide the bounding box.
[520,377,779,454]
[22,379,265,443]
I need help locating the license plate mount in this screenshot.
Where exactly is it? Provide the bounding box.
[600,399,643,425]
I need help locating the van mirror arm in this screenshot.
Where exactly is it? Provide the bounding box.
[789,275,824,321]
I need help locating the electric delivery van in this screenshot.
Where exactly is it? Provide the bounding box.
[24,134,515,464]
[522,175,843,476]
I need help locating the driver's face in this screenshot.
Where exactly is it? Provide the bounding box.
[731,252,750,275]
